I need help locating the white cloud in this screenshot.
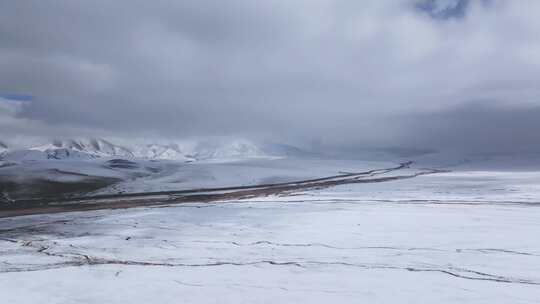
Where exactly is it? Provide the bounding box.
[0,0,539,151]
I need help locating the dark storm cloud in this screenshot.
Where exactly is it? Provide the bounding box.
[1,0,539,152]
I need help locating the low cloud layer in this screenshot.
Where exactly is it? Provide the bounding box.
[1,0,539,152]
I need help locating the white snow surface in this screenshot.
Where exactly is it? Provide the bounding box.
[1,158,540,303]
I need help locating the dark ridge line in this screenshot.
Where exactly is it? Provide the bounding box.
[2,253,538,285]
[4,242,537,286]
[230,240,446,252]
[0,237,18,243]
[5,240,538,285]
[461,248,538,256]
[0,220,74,234]
[211,240,539,256]
[241,198,540,207]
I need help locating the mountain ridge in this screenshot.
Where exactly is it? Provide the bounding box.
[0,138,283,162]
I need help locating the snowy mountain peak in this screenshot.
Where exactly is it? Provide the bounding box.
[29,138,134,160]
[0,138,280,162]
[0,141,7,156]
[131,143,194,161]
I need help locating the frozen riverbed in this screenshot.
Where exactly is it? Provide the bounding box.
[1,166,540,303]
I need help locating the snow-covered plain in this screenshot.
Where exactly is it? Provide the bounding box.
[1,158,540,303]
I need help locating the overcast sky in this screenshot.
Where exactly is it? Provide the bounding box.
[1,0,540,152]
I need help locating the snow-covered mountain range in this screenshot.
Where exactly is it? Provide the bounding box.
[0,141,7,156]
[31,139,134,159]
[0,138,278,162]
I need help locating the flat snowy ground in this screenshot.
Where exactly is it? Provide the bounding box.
[1,162,540,303]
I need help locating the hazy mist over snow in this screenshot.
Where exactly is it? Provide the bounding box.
[1,0,540,153]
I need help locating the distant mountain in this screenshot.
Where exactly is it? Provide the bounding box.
[131,143,194,161]
[0,138,279,162]
[29,138,134,160]
[0,141,7,156]
[130,139,277,161]
[190,139,267,160]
